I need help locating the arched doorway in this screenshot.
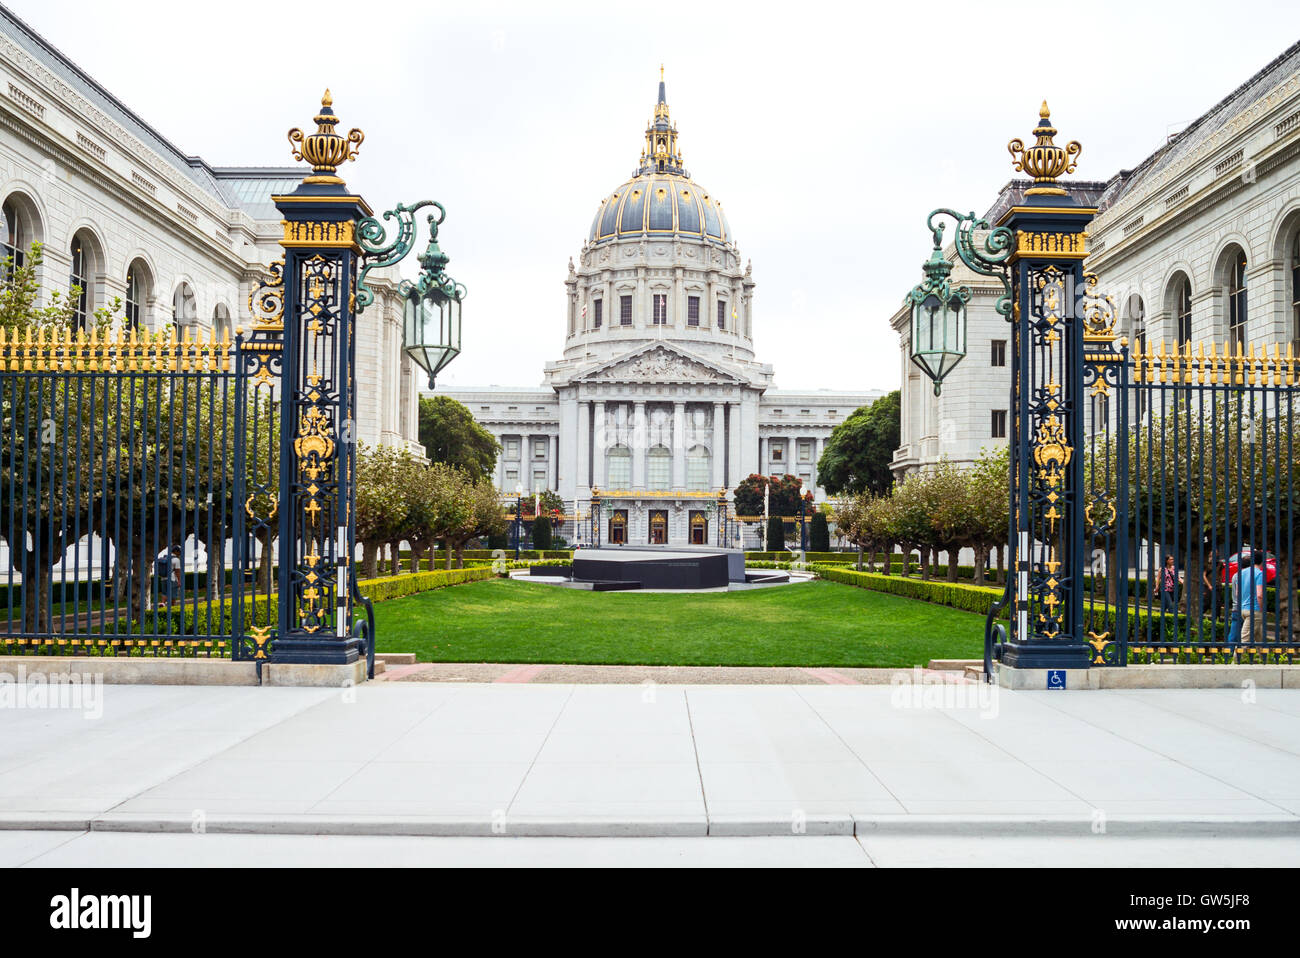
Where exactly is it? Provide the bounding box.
[649,511,668,545]
[609,510,628,545]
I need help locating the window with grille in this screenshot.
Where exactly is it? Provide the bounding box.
[1292,233,1300,355]
[647,447,671,488]
[1228,250,1247,350]
[717,300,727,329]
[2,200,24,280]
[687,447,710,491]
[653,294,668,325]
[70,235,88,329]
[620,296,633,326]
[688,296,700,327]
[607,446,632,488]
[1177,278,1193,346]
[125,264,142,330]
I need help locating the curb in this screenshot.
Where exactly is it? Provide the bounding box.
[2,812,1297,839]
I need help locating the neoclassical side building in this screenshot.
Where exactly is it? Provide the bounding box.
[0,5,422,451]
[446,77,881,546]
[893,40,1300,477]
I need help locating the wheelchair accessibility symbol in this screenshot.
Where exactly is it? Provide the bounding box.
[1047,670,1067,690]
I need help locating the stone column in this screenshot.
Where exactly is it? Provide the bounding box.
[673,401,687,490]
[728,401,742,490]
[592,401,607,490]
[576,400,591,494]
[717,400,728,488]
[632,400,647,490]
[548,436,558,491]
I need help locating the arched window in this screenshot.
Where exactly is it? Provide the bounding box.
[69,234,89,329]
[1228,249,1247,350]
[213,305,231,342]
[1126,294,1148,420]
[2,199,24,278]
[646,446,671,489]
[1176,277,1193,347]
[1291,232,1300,355]
[125,263,143,330]
[687,445,711,491]
[606,445,631,489]
[172,283,196,333]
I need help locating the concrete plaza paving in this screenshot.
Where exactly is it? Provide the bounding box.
[0,682,1298,843]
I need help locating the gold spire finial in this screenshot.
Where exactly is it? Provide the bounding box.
[660,64,665,81]
[288,89,364,186]
[1008,101,1082,196]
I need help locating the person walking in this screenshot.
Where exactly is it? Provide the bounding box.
[1159,556,1179,616]
[1235,551,1267,645]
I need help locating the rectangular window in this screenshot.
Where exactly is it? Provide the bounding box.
[717,300,727,329]
[991,410,1008,439]
[799,443,812,463]
[534,440,547,460]
[653,294,668,325]
[505,439,520,459]
[593,299,603,328]
[505,469,519,490]
[533,470,548,493]
[688,296,700,327]
[620,296,633,326]
[991,340,1007,367]
[771,443,785,463]
[607,454,631,489]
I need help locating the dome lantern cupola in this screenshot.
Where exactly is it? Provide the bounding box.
[638,67,686,177]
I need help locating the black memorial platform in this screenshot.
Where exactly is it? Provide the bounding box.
[571,548,737,591]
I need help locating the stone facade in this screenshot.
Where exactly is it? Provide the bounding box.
[0,8,421,453]
[894,42,1300,478]
[444,78,881,546]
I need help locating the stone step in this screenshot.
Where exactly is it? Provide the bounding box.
[928,659,984,672]
[376,653,417,666]
[965,666,986,682]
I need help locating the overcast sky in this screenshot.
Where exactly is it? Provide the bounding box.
[8,0,1299,392]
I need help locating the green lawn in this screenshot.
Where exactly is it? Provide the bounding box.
[375,579,985,668]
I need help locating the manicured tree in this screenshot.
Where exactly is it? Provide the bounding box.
[925,460,973,583]
[766,515,786,552]
[967,445,1010,585]
[355,443,409,580]
[890,473,933,579]
[810,512,831,553]
[532,513,553,551]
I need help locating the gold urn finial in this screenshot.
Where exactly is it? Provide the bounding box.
[1008,100,1082,197]
[288,89,365,186]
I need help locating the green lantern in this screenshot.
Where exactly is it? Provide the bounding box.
[404,276,463,390]
[356,200,467,390]
[906,243,970,397]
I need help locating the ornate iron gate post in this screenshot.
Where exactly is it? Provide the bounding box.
[269,92,370,666]
[998,104,1096,671]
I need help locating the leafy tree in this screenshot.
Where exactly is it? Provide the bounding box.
[418,395,500,482]
[734,474,805,517]
[817,391,901,496]
[355,443,411,579]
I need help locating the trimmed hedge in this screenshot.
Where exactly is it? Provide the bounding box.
[814,565,1004,617]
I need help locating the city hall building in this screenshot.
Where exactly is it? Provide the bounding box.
[0,6,423,453]
[892,41,1300,478]
[446,78,881,546]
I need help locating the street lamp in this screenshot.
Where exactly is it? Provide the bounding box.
[905,210,1015,396]
[356,200,467,389]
